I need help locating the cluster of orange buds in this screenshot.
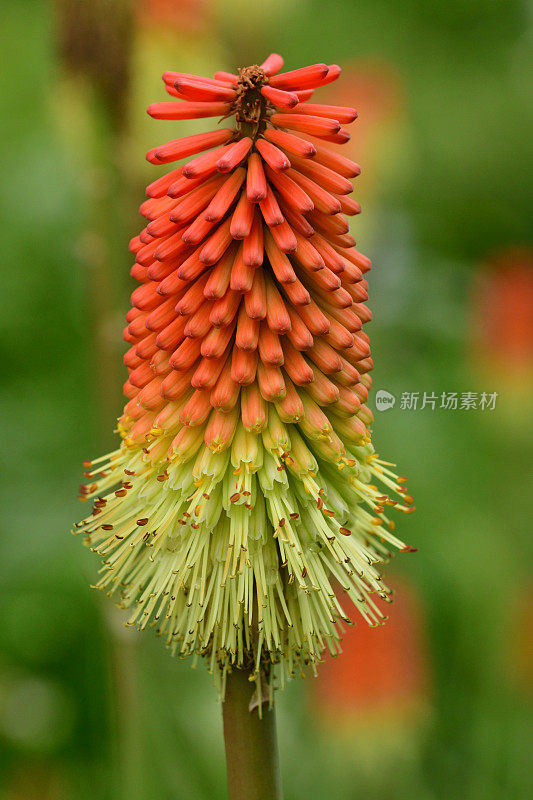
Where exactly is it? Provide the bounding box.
[74,54,414,697]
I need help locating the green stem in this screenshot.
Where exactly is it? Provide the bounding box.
[222,670,283,800]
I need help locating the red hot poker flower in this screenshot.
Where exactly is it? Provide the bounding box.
[74,55,415,697]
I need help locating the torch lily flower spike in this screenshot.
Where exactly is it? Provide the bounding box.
[74,55,415,699]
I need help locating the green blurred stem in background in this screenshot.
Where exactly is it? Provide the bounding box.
[222,670,282,800]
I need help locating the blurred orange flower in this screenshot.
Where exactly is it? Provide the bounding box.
[316,58,405,188]
[136,0,211,31]
[471,247,533,373]
[312,577,430,724]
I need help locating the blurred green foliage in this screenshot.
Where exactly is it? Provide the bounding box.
[0,1,531,798]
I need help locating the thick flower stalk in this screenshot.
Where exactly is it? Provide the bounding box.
[75,55,415,697]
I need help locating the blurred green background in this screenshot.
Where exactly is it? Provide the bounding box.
[1,1,532,798]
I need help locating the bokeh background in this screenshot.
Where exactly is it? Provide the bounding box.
[1,1,532,798]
